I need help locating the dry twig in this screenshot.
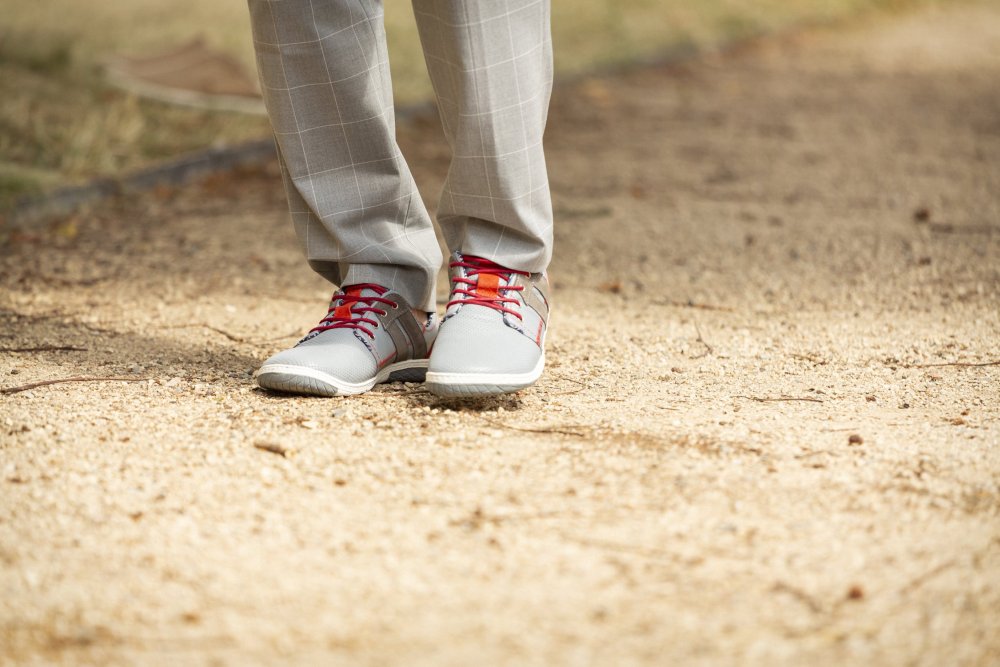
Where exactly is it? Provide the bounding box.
[794,449,835,459]
[658,299,734,312]
[736,395,824,404]
[163,323,251,343]
[477,416,587,438]
[690,320,713,359]
[898,559,958,596]
[772,581,824,614]
[29,273,112,287]
[548,374,588,396]
[254,442,290,457]
[2,376,148,395]
[558,532,702,566]
[0,345,88,353]
[901,360,1000,369]
[791,352,829,365]
[163,323,299,345]
[928,223,997,235]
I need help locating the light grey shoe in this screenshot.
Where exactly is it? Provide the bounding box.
[256,284,436,397]
[426,253,551,397]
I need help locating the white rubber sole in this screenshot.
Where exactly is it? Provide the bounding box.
[255,359,428,397]
[425,353,545,397]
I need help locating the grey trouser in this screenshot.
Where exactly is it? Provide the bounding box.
[248,0,554,312]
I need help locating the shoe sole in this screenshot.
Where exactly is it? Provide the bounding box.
[255,359,428,397]
[424,354,545,397]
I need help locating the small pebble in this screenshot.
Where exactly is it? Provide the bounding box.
[848,434,864,446]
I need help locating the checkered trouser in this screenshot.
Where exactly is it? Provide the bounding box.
[248,0,554,312]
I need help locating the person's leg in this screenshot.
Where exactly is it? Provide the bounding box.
[248,0,442,312]
[411,0,554,271]
[248,0,442,396]
[412,0,555,396]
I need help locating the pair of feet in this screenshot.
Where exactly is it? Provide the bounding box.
[255,253,551,398]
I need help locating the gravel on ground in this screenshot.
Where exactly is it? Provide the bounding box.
[1,3,998,665]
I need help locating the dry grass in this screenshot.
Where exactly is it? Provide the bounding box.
[0,0,940,210]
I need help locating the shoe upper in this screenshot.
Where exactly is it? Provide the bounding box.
[429,253,551,375]
[260,284,436,383]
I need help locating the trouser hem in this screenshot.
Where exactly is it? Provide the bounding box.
[309,260,439,314]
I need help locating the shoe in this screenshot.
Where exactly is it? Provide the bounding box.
[425,252,551,397]
[255,284,436,397]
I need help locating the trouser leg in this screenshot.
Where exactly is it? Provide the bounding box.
[412,0,554,273]
[248,0,442,312]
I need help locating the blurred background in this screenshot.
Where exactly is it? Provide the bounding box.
[1,0,927,211]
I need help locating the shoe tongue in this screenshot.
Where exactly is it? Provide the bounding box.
[475,271,503,300]
[460,255,512,284]
[340,285,386,300]
[342,285,368,297]
[464,254,505,272]
[332,286,385,319]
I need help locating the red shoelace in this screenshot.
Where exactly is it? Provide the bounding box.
[448,255,528,319]
[310,283,397,339]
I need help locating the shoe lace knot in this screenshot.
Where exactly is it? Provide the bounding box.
[448,255,529,319]
[310,283,397,339]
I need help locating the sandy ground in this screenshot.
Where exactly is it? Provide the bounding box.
[2,3,999,665]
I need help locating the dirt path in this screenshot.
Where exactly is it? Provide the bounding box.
[2,3,998,665]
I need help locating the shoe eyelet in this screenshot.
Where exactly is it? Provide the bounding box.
[391,303,398,309]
